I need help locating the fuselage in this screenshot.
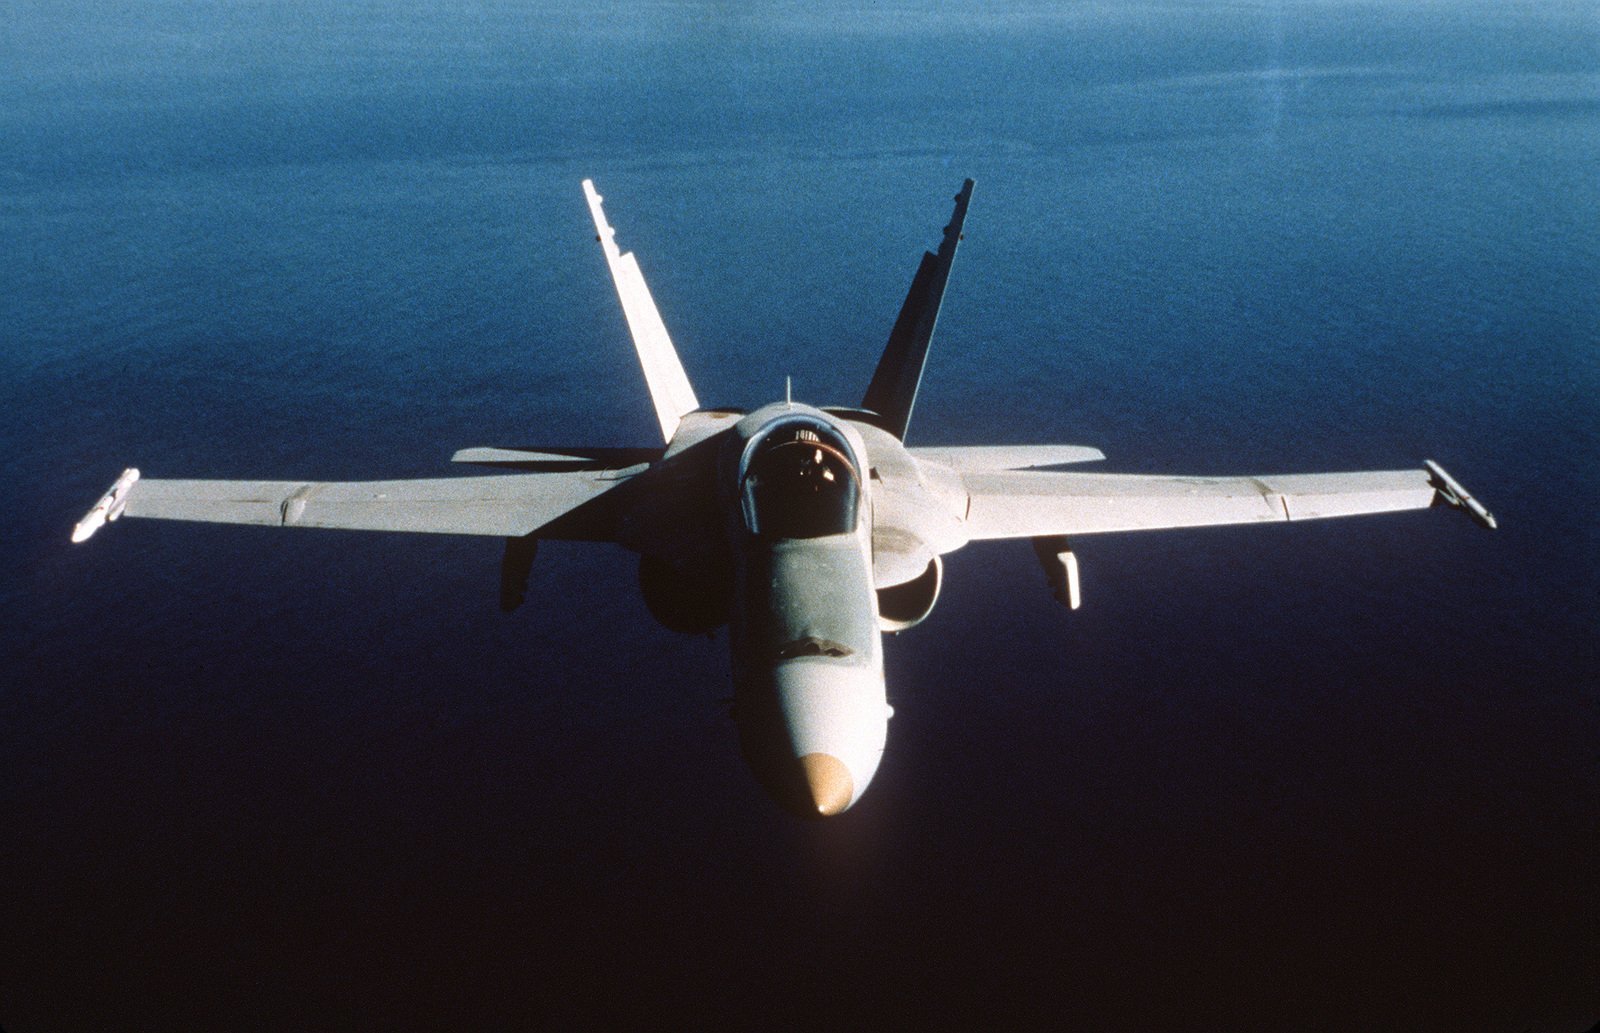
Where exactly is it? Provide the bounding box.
[721,404,888,816]
[634,400,965,817]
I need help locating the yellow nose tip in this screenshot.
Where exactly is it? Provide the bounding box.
[799,753,854,816]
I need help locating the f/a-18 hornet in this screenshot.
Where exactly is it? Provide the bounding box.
[73,179,1496,817]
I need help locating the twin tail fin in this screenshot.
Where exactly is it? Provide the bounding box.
[860,179,974,442]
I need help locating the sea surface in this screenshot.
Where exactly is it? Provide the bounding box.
[3,2,1597,1029]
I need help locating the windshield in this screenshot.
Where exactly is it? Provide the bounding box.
[740,422,861,539]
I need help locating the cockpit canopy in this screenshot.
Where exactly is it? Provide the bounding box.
[739,417,862,539]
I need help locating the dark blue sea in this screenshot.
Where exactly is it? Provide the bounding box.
[3,3,1596,1029]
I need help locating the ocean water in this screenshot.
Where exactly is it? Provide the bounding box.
[3,2,1596,1029]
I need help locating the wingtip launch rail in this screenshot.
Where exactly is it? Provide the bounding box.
[71,467,139,543]
[1425,459,1498,529]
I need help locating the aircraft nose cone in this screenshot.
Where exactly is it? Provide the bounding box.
[799,752,855,816]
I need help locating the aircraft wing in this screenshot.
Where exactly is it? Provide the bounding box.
[71,468,629,542]
[962,462,1495,540]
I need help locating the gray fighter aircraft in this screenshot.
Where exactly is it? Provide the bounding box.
[72,179,1496,817]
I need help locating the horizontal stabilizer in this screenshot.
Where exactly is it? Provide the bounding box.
[911,445,1105,471]
[453,446,663,470]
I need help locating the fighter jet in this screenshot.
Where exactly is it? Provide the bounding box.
[72,179,1496,817]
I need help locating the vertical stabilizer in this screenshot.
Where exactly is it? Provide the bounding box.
[583,179,700,444]
[861,179,974,442]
